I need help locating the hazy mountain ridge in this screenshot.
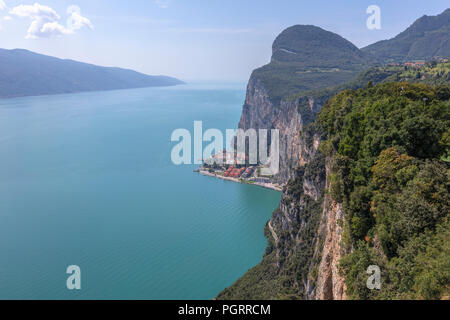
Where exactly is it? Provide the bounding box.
[362,8,450,62]
[0,49,184,98]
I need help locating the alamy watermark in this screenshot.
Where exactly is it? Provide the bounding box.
[170,121,280,175]
[367,5,381,30]
[66,265,81,290]
[366,265,381,290]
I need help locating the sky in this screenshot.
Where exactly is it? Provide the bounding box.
[0,0,449,81]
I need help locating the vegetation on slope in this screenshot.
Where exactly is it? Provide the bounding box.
[292,61,450,104]
[318,82,450,299]
[252,25,375,104]
[385,61,450,86]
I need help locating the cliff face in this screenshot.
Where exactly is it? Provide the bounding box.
[256,134,347,300]
[217,97,329,299]
[313,157,347,300]
[218,24,374,300]
[220,60,350,300]
[219,73,342,298]
[222,66,347,300]
[238,76,322,183]
[314,198,347,299]
[236,24,374,183]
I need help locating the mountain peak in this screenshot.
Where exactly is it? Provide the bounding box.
[250,25,374,102]
[270,25,373,70]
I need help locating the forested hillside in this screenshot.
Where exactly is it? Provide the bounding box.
[318,82,449,299]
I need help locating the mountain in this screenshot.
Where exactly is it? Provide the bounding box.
[218,13,450,300]
[0,49,184,98]
[362,8,450,62]
[238,25,376,183]
[251,25,375,103]
[271,25,372,68]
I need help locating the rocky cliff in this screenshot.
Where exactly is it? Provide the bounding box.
[313,156,347,300]
[218,127,348,299]
[238,76,323,183]
[220,72,346,299]
[218,25,369,300]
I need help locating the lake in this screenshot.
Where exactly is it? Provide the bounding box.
[0,83,281,299]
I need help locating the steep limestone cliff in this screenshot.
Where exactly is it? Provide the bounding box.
[220,83,349,298]
[313,157,347,300]
[238,76,323,183]
[236,24,372,184]
[217,148,327,300]
[218,129,354,300]
[314,199,347,299]
[218,25,366,300]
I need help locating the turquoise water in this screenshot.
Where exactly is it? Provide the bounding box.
[0,84,281,299]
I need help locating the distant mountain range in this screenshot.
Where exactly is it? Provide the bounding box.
[363,8,450,62]
[0,49,184,98]
[251,9,450,105]
[248,9,449,104]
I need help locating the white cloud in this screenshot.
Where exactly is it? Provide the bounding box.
[155,0,170,9]
[10,3,65,38]
[39,21,73,36]
[9,3,92,39]
[10,3,59,20]
[3,15,11,20]
[0,1,6,31]
[67,5,93,30]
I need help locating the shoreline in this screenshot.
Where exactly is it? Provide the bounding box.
[198,170,283,192]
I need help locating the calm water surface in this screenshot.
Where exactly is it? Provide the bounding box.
[0,83,281,299]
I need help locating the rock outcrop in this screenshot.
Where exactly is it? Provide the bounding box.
[238,77,322,183]
[221,57,349,300]
[313,157,347,300]
[221,51,349,300]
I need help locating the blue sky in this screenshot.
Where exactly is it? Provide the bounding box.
[0,0,449,81]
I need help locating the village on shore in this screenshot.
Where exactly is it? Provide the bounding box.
[194,150,283,192]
